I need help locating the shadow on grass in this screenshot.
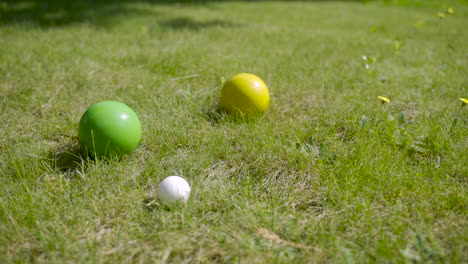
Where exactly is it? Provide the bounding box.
[0,0,158,27]
[159,16,241,31]
[142,196,187,212]
[204,106,226,125]
[0,0,367,27]
[204,106,247,125]
[204,105,267,126]
[142,196,159,211]
[49,142,88,178]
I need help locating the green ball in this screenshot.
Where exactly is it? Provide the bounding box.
[78,101,142,158]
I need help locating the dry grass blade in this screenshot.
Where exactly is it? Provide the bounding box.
[172,74,200,81]
[257,228,324,252]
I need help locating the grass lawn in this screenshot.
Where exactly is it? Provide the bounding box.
[1,0,467,263]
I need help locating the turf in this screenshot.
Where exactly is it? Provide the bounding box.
[0,0,467,263]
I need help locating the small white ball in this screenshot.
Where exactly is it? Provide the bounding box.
[157,176,191,205]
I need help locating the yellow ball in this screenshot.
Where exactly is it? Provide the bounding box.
[220,73,270,116]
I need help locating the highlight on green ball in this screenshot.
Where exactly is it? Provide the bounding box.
[78,101,142,158]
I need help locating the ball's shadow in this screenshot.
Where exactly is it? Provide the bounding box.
[49,142,89,178]
[142,197,159,211]
[142,197,185,212]
[204,105,260,125]
[204,106,225,125]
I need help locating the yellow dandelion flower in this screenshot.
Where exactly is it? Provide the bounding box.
[448,8,454,14]
[378,96,390,104]
[437,12,446,18]
[459,98,468,105]
[414,20,424,29]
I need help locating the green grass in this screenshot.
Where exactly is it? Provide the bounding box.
[1,0,467,263]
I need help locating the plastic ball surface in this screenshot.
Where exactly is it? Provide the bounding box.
[78,101,142,158]
[158,176,191,205]
[220,73,270,116]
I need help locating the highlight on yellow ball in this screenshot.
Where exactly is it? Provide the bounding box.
[219,73,270,116]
